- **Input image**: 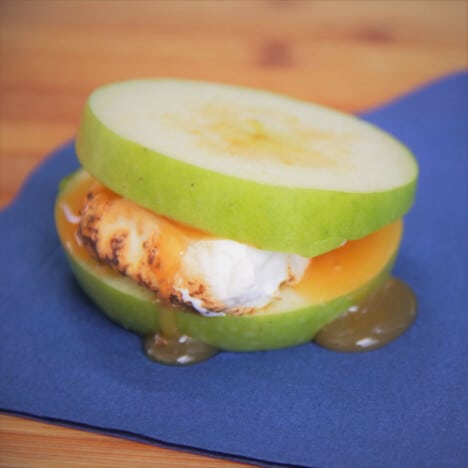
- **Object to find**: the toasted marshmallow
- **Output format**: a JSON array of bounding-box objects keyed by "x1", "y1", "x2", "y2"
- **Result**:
[
  {"x1": 174, "y1": 240, "x2": 309, "y2": 315},
  {"x1": 78, "y1": 182, "x2": 309, "y2": 315}
]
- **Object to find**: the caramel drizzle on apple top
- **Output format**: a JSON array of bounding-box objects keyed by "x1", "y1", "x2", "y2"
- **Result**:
[
  {"x1": 165, "y1": 102, "x2": 356, "y2": 169},
  {"x1": 56, "y1": 173, "x2": 417, "y2": 364}
]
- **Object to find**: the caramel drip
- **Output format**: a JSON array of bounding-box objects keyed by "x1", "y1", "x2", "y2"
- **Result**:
[{"x1": 314, "y1": 277, "x2": 417, "y2": 352}]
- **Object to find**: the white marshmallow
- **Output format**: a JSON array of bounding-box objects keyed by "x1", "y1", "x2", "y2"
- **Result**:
[{"x1": 174, "y1": 239, "x2": 309, "y2": 315}]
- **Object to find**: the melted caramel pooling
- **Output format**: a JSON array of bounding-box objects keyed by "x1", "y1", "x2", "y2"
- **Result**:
[{"x1": 314, "y1": 277, "x2": 417, "y2": 352}]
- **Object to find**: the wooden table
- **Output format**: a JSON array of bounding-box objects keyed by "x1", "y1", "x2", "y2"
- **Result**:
[{"x1": 1, "y1": 1, "x2": 466, "y2": 466}]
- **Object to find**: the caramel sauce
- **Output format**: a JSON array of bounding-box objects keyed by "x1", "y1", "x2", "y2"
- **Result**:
[
  {"x1": 143, "y1": 308, "x2": 218, "y2": 365},
  {"x1": 293, "y1": 221, "x2": 402, "y2": 302},
  {"x1": 145, "y1": 214, "x2": 210, "y2": 299},
  {"x1": 314, "y1": 277, "x2": 417, "y2": 352},
  {"x1": 56, "y1": 172, "x2": 97, "y2": 262}
]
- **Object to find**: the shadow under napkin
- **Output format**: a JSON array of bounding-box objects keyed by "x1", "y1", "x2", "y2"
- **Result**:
[{"x1": 1, "y1": 71, "x2": 467, "y2": 468}]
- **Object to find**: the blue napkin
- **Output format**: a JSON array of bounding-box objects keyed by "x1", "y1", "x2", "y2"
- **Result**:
[{"x1": 1, "y1": 72, "x2": 467, "y2": 468}]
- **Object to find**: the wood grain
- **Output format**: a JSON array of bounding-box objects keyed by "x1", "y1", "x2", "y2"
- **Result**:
[
  {"x1": 0, "y1": 414, "x2": 248, "y2": 467},
  {"x1": 1, "y1": 1, "x2": 467, "y2": 466}
]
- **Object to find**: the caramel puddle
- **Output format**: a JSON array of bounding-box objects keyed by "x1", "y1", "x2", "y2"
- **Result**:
[
  {"x1": 143, "y1": 307, "x2": 218, "y2": 365},
  {"x1": 314, "y1": 277, "x2": 417, "y2": 352}
]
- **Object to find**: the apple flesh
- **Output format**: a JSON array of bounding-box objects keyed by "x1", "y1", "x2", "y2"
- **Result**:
[{"x1": 76, "y1": 79, "x2": 417, "y2": 257}]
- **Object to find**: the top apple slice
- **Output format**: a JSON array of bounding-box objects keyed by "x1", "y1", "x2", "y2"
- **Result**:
[{"x1": 76, "y1": 79, "x2": 417, "y2": 257}]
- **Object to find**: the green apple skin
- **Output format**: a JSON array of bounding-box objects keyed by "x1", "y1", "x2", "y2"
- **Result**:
[
  {"x1": 76, "y1": 104, "x2": 417, "y2": 258},
  {"x1": 65, "y1": 248, "x2": 393, "y2": 351}
]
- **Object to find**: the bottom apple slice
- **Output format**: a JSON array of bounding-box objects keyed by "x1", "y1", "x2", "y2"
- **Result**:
[
  {"x1": 66, "y1": 253, "x2": 393, "y2": 351},
  {"x1": 55, "y1": 170, "x2": 401, "y2": 351}
]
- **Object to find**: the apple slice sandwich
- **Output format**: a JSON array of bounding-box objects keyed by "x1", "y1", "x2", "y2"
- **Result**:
[{"x1": 55, "y1": 79, "x2": 417, "y2": 353}]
